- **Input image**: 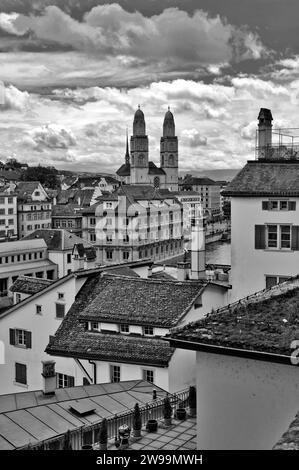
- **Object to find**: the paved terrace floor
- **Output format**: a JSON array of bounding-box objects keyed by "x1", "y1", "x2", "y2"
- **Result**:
[{"x1": 103, "y1": 416, "x2": 197, "y2": 451}]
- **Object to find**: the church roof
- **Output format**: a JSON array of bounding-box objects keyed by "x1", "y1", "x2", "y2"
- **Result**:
[
  {"x1": 134, "y1": 107, "x2": 145, "y2": 120},
  {"x1": 116, "y1": 163, "x2": 130, "y2": 177},
  {"x1": 148, "y1": 162, "x2": 166, "y2": 175},
  {"x1": 116, "y1": 162, "x2": 165, "y2": 177}
]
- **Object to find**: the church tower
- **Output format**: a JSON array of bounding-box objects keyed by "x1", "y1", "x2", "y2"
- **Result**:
[
  {"x1": 130, "y1": 106, "x2": 149, "y2": 184},
  {"x1": 160, "y1": 108, "x2": 178, "y2": 191}
]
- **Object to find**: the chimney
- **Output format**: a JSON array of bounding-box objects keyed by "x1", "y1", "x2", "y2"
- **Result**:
[
  {"x1": 42, "y1": 361, "x2": 56, "y2": 395},
  {"x1": 258, "y1": 108, "x2": 273, "y2": 159},
  {"x1": 177, "y1": 261, "x2": 190, "y2": 281},
  {"x1": 190, "y1": 206, "x2": 206, "y2": 280}
]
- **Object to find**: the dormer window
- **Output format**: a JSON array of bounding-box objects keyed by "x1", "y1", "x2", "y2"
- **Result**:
[
  {"x1": 119, "y1": 324, "x2": 129, "y2": 334},
  {"x1": 91, "y1": 322, "x2": 99, "y2": 330},
  {"x1": 143, "y1": 326, "x2": 154, "y2": 336}
]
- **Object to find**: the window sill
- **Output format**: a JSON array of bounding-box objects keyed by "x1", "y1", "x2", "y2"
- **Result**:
[{"x1": 13, "y1": 381, "x2": 28, "y2": 389}]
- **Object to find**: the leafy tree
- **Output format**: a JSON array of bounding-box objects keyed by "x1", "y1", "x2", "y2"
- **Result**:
[{"x1": 22, "y1": 165, "x2": 60, "y2": 189}]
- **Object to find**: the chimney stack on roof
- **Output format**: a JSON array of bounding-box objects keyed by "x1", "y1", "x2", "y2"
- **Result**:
[
  {"x1": 257, "y1": 108, "x2": 273, "y2": 159},
  {"x1": 42, "y1": 360, "x2": 56, "y2": 395}
]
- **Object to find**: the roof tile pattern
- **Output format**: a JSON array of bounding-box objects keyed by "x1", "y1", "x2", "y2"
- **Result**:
[
  {"x1": 10, "y1": 276, "x2": 53, "y2": 294},
  {"x1": 170, "y1": 276, "x2": 299, "y2": 356},
  {"x1": 223, "y1": 161, "x2": 299, "y2": 196}
]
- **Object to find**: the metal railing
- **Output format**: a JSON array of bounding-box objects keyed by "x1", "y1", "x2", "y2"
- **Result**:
[
  {"x1": 104, "y1": 389, "x2": 189, "y2": 441},
  {"x1": 21, "y1": 388, "x2": 190, "y2": 450}
]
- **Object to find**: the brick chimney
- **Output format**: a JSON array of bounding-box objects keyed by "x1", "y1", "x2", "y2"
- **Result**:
[
  {"x1": 42, "y1": 360, "x2": 56, "y2": 395},
  {"x1": 258, "y1": 108, "x2": 273, "y2": 159}
]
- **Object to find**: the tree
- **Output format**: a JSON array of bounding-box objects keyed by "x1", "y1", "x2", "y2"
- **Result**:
[
  {"x1": 163, "y1": 395, "x2": 173, "y2": 420},
  {"x1": 22, "y1": 165, "x2": 60, "y2": 189},
  {"x1": 133, "y1": 403, "x2": 142, "y2": 431}
]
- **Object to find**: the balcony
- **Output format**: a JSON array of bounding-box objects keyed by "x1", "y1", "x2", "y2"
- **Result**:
[{"x1": 256, "y1": 128, "x2": 299, "y2": 160}]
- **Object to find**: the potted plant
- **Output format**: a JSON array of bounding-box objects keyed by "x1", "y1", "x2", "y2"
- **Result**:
[
  {"x1": 163, "y1": 395, "x2": 172, "y2": 427},
  {"x1": 146, "y1": 419, "x2": 158, "y2": 432},
  {"x1": 188, "y1": 386, "x2": 197, "y2": 417},
  {"x1": 99, "y1": 418, "x2": 108, "y2": 450},
  {"x1": 175, "y1": 400, "x2": 187, "y2": 420},
  {"x1": 133, "y1": 403, "x2": 142, "y2": 438}
]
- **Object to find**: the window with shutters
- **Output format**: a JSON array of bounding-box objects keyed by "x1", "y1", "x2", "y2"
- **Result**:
[
  {"x1": 10, "y1": 329, "x2": 32, "y2": 348},
  {"x1": 262, "y1": 224, "x2": 292, "y2": 250},
  {"x1": 57, "y1": 373, "x2": 75, "y2": 388},
  {"x1": 15, "y1": 363, "x2": 27, "y2": 385},
  {"x1": 56, "y1": 303, "x2": 65, "y2": 319}
]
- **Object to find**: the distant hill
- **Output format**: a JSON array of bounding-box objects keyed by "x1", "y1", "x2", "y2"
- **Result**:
[{"x1": 180, "y1": 169, "x2": 241, "y2": 182}]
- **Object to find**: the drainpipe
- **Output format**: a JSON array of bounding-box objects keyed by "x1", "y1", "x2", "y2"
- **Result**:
[{"x1": 88, "y1": 360, "x2": 97, "y2": 384}]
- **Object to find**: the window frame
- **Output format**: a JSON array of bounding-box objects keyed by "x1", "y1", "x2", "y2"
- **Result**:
[{"x1": 110, "y1": 365, "x2": 121, "y2": 383}]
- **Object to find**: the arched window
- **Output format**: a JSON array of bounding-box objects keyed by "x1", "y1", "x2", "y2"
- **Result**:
[
  {"x1": 154, "y1": 177, "x2": 160, "y2": 188},
  {"x1": 138, "y1": 154, "x2": 144, "y2": 166}
]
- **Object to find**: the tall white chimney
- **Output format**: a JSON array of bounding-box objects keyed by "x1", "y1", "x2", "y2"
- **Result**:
[
  {"x1": 190, "y1": 206, "x2": 206, "y2": 280},
  {"x1": 42, "y1": 361, "x2": 56, "y2": 395}
]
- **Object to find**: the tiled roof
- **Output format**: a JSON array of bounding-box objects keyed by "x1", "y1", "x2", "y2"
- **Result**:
[
  {"x1": 10, "y1": 276, "x2": 53, "y2": 294},
  {"x1": 0, "y1": 380, "x2": 167, "y2": 450},
  {"x1": 116, "y1": 163, "x2": 130, "y2": 177},
  {"x1": 273, "y1": 411, "x2": 299, "y2": 450},
  {"x1": 23, "y1": 229, "x2": 94, "y2": 252},
  {"x1": 51, "y1": 204, "x2": 82, "y2": 217},
  {"x1": 222, "y1": 161, "x2": 299, "y2": 196},
  {"x1": 16, "y1": 181, "x2": 40, "y2": 193},
  {"x1": 148, "y1": 162, "x2": 166, "y2": 175},
  {"x1": 102, "y1": 266, "x2": 140, "y2": 278},
  {"x1": 150, "y1": 271, "x2": 176, "y2": 281},
  {"x1": 76, "y1": 274, "x2": 203, "y2": 327},
  {"x1": 48, "y1": 331, "x2": 174, "y2": 366},
  {"x1": 181, "y1": 177, "x2": 217, "y2": 186},
  {"x1": 56, "y1": 189, "x2": 95, "y2": 206},
  {"x1": 168, "y1": 276, "x2": 299, "y2": 359},
  {"x1": 47, "y1": 274, "x2": 201, "y2": 366},
  {"x1": 46, "y1": 273, "x2": 177, "y2": 364}
]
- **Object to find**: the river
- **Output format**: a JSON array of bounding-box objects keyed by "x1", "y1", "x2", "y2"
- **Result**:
[{"x1": 206, "y1": 241, "x2": 231, "y2": 265}]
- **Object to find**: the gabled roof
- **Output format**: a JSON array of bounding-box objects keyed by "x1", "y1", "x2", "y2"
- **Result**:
[
  {"x1": 45, "y1": 273, "x2": 180, "y2": 363},
  {"x1": 116, "y1": 163, "x2": 130, "y2": 177},
  {"x1": 222, "y1": 161, "x2": 299, "y2": 197},
  {"x1": 56, "y1": 189, "x2": 95, "y2": 206},
  {"x1": 10, "y1": 276, "x2": 53, "y2": 295},
  {"x1": 76, "y1": 274, "x2": 204, "y2": 327},
  {"x1": 23, "y1": 229, "x2": 94, "y2": 252},
  {"x1": 167, "y1": 276, "x2": 299, "y2": 362}
]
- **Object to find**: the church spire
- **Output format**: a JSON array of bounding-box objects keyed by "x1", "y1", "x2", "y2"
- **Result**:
[{"x1": 125, "y1": 128, "x2": 130, "y2": 165}]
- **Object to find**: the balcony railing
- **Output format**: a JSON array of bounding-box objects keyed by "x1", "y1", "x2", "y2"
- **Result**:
[{"x1": 22, "y1": 388, "x2": 190, "y2": 450}]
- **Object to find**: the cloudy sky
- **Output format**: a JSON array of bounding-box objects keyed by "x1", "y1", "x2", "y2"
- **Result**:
[{"x1": 1, "y1": 0, "x2": 299, "y2": 173}]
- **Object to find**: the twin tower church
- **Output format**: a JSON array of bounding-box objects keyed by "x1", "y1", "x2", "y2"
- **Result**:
[{"x1": 116, "y1": 107, "x2": 179, "y2": 191}]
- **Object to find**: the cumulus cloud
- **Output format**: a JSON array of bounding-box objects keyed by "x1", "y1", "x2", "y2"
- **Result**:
[
  {"x1": 6, "y1": 5, "x2": 267, "y2": 68},
  {"x1": 25, "y1": 124, "x2": 77, "y2": 150},
  {"x1": 0, "y1": 84, "x2": 30, "y2": 111},
  {"x1": 181, "y1": 129, "x2": 208, "y2": 147}
]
